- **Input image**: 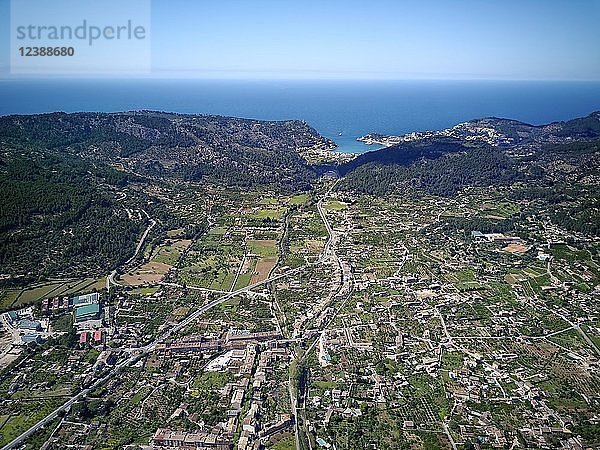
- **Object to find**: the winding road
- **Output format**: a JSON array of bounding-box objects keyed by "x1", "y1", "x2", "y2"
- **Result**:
[{"x1": 3, "y1": 183, "x2": 343, "y2": 450}]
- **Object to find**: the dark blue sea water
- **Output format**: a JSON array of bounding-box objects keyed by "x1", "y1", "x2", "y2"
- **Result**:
[{"x1": 1, "y1": 79, "x2": 600, "y2": 153}]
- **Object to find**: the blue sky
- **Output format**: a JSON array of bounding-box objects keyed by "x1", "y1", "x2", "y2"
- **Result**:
[{"x1": 1, "y1": 0, "x2": 600, "y2": 80}]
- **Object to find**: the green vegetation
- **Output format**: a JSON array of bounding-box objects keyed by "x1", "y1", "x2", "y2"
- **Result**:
[
  {"x1": 192, "y1": 371, "x2": 231, "y2": 391},
  {"x1": 1, "y1": 111, "x2": 600, "y2": 450},
  {"x1": 0, "y1": 399, "x2": 65, "y2": 447},
  {"x1": 289, "y1": 194, "x2": 310, "y2": 205},
  {"x1": 323, "y1": 200, "x2": 346, "y2": 211},
  {"x1": 0, "y1": 153, "x2": 145, "y2": 284},
  {"x1": 268, "y1": 434, "x2": 295, "y2": 450}
]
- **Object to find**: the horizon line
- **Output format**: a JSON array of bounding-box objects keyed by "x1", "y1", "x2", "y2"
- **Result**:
[{"x1": 1, "y1": 74, "x2": 600, "y2": 82}]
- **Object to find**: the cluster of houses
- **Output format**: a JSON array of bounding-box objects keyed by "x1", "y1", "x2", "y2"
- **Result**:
[
  {"x1": 151, "y1": 428, "x2": 232, "y2": 449},
  {"x1": 151, "y1": 323, "x2": 295, "y2": 450},
  {"x1": 155, "y1": 329, "x2": 282, "y2": 355}
]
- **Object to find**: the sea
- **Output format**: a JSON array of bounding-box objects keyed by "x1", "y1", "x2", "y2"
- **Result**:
[{"x1": 1, "y1": 79, "x2": 600, "y2": 153}]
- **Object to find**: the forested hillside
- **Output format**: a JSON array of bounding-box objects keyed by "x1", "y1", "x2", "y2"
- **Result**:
[
  {"x1": 337, "y1": 113, "x2": 600, "y2": 197},
  {"x1": 0, "y1": 111, "x2": 334, "y2": 190},
  {"x1": 337, "y1": 146, "x2": 522, "y2": 196},
  {"x1": 0, "y1": 110, "x2": 336, "y2": 283},
  {"x1": 0, "y1": 151, "x2": 145, "y2": 282}
]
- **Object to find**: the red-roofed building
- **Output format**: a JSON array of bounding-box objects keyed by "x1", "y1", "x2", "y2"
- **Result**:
[
  {"x1": 93, "y1": 330, "x2": 102, "y2": 342},
  {"x1": 79, "y1": 332, "x2": 87, "y2": 344}
]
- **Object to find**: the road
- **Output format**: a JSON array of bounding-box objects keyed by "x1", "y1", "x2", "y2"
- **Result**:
[
  {"x1": 290, "y1": 179, "x2": 351, "y2": 450},
  {"x1": 125, "y1": 216, "x2": 156, "y2": 266},
  {"x1": 230, "y1": 238, "x2": 248, "y2": 293},
  {"x1": 4, "y1": 182, "x2": 340, "y2": 450},
  {"x1": 1, "y1": 263, "x2": 307, "y2": 450},
  {"x1": 316, "y1": 181, "x2": 339, "y2": 261},
  {"x1": 443, "y1": 422, "x2": 458, "y2": 450},
  {"x1": 538, "y1": 303, "x2": 600, "y2": 356},
  {"x1": 106, "y1": 211, "x2": 156, "y2": 293}
]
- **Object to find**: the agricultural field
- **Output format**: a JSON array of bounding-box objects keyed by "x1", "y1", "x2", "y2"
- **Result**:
[{"x1": 0, "y1": 278, "x2": 105, "y2": 313}]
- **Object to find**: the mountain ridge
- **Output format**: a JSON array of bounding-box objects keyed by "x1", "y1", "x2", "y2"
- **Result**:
[
  {"x1": 0, "y1": 110, "x2": 335, "y2": 189},
  {"x1": 339, "y1": 111, "x2": 600, "y2": 196}
]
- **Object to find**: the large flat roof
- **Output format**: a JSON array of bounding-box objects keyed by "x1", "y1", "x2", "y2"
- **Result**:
[
  {"x1": 72, "y1": 292, "x2": 100, "y2": 306},
  {"x1": 74, "y1": 303, "x2": 100, "y2": 318}
]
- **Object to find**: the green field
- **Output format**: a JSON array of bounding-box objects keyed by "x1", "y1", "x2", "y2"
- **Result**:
[
  {"x1": 323, "y1": 200, "x2": 346, "y2": 211},
  {"x1": 0, "y1": 290, "x2": 21, "y2": 312},
  {"x1": 247, "y1": 208, "x2": 286, "y2": 220},
  {"x1": 479, "y1": 200, "x2": 520, "y2": 218},
  {"x1": 260, "y1": 197, "x2": 280, "y2": 205},
  {"x1": 233, "y1": 273, "x2": 253, "y2": 290},
  {"x1": 289, "y1": 194, "x2": 310, "y2": 205},
  {"x1": 151, "y1": 242, "x2": 189, "y2": 265},
  {"x1": 0, "y1": 277, "x2": 106, "y2": 313},
  {"x1": 130, "y1": 286, "x2": 160, "y2": 296},
  {"x1": 248, "y1": 239, "x2": 278, "y2": 257}
]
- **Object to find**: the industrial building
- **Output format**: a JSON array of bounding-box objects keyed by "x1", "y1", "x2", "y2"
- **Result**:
[
  {"x1": 17, "y1": 319, "x2": 42, "y2": 331},
  {"x1": 74, "y1": 303, "x2": 101, "y2": 322},
  {"x1": 71, "y1": 292, "x2": 100, "y2": 307},
  {"x1": 20, "y1": 334, "x2": 43, "y2": 345}
]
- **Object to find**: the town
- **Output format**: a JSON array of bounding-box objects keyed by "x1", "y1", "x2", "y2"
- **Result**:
[{"x1": 1, "y1": 173, "x2": 598, "y2": 449}]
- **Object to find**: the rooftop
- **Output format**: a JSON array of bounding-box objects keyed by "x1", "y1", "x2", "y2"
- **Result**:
[{"x1": 74, "y1": 303, "x2": 100, "y2": 319}]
